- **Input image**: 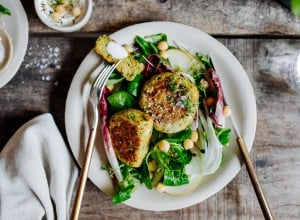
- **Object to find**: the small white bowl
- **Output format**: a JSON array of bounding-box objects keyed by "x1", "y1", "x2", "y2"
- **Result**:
[
  {"x1": 0, "y1": 27, "x2": 13, "y2": 74},
  {"x1": 34, "y1": 0, "x2": 93, "y2": 32}
]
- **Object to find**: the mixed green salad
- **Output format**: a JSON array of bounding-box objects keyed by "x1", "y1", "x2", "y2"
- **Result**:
[{"x1": 99, "y1": 33, "x2": 231, "y2": 204}]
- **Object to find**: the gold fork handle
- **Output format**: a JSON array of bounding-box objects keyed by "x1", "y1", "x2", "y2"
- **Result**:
[
  {"x1": 237, "y1": 137, "x2": 274, "y2": 220},
  {"x1": 71, "y1": 127, "x2": 97, "y2": 220}
]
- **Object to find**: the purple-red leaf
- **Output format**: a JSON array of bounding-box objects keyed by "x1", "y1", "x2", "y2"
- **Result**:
[
  {"x1": 99, "y1": 87, "x2": 123, "y2": 182},
  {"x1": 209, "y1": 68, "x2": 225, "y2": 128},
  {"x1": 143, "y1": 54, "x2": 173, "y2": 78}
]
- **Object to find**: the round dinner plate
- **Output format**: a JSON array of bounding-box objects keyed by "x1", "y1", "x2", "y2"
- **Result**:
[
  {"x1": 65, "y1": 21, "x2": 257, "y2": 211},
  {"x1": 0, "y1": 0, "x2": 29, "y2": 88}
]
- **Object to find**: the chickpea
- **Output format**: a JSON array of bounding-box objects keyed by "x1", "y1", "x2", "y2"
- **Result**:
[
  {"x1": 148, "y1": 160, "x2": 157, "y2": 171},
  {"x1": 72, "y1": 6, "x2": 81, "y2": 17},
  {"x1": 156, "y1": 182, "x2": 165, "y2": 193},
  {"x1": 55, "y1": 5, "x2": 65, "y2": 13},
  {"x1": 158, "y1": 140, "x2": 170, "y2": 152},
  {"x1": 190, "y1": 130, "x2": 198, "y2": 142},
  {"x1": 183, "y1": 139, "x2": 194, "y2": 150},
  {"x1": 157, "y1": 41, "x2": 168, "y2": 51},
  {"x1": 159, "y1": 50, "x2": 168, "y2": 59},
  {"x1": 51, "y1": 12, "x2": 61, "y2": 22},
  {"x1": 223, "y1": 105, "x2": 232, "y2": 117},
  {"x1": 200, "y1": 79, "x2": 209, "y2": 89}
]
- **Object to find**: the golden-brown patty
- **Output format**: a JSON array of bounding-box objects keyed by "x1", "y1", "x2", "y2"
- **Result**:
[
  {"x1": 108, "y1": 109, "x2": 153, "y2": 167},
  {"x1": 139, "y1": 72, "x2": 199, "y2": 133}
]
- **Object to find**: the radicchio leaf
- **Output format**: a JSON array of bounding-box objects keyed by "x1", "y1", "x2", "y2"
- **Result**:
[
  {"x1": 99, "y1": 87, "x2": 123, "y2": 182},
  {"x1": 143, "y1": 54, "x2": 173, "y2": 78},
  {"x1": 208, "y1": 68, "x2": 225, "y2": 128}
]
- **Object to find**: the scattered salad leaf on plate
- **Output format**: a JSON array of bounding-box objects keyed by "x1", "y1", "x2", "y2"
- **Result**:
[{"x1": 0, "y1": 4, "x2": 11, "y2": 16}]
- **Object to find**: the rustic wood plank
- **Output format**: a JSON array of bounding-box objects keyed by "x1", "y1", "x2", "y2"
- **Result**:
[
  {"x1": 0, "y1": 37, "x2": 95, "y2": 147},
  {"x1": 23, "y1": 0, "x2": 300, "y2": 36}
]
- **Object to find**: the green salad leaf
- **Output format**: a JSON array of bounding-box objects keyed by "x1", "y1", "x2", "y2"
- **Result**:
[
  {"x1": 291, "y1": 0, "x2": 300, "y2": 16},
  {"x1": 127, "y1": 74, "x2": 144, "y2": 97},
  {"x1": 112, "y1": 164, "x2": 137, "y2": 204},
  {"x1": 163, "y1": 162, "x2": 189, "y2": 186},
  {"x1": 135, "y1": 35, "x2": 155, "y2": 57},
  {"x1": 107, "y1": 91, "x2": 135, "y2": 110},
  {"x1": 215, "y1": 127, "x2": 231, "y2": 146},
  {"x1": 164, "y1": 128, "x2": 192, "y2": 142},
  {"x1": 196, "y1": 53, "x2": 213, "y2": 69},
  {"x1": 0, "y1": 4, "x2": 11, "y2": 16},
  {"x1": 135, "y1": 34, "x2": 167, "y2": 57},
  {"x1": 112, "y1": 161, "x2": 152, "y2": 204},
  {"x1": 145, "y1": 33, "x2": 167, "y2": 44},
  {"x1": 146, "y1": 137, "x2": 192, "y2": 187},
  {"x1": 106, "y1": 72, "x2": 124, "y2": 85}
]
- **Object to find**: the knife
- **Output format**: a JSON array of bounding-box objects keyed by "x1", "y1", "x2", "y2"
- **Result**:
[{"x1": 210, "y1": 54, "x2": 274, "y2": 220}]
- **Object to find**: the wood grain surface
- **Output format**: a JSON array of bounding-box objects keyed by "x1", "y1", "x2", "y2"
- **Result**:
[
  {"x1": 1, "y1": 0, "x2": 300, "y2": 219},
  {"x1": 24, "y1": 0, "x2": 300, "y2": 36}
]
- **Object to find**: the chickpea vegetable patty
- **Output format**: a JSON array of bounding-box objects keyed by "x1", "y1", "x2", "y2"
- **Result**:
[
  {"x1": 139, "y1": 72, "x2": 200, "y2": 133},
  {"x1": 108, "y1": 109, "x2": 153, "y2": 167}
]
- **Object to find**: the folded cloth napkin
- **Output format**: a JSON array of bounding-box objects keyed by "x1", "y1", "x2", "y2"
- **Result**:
[{"x1": 0, "y1": 113, "x2": 78, "y2": 220}]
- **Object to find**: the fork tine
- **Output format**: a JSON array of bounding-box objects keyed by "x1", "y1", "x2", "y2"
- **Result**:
[
  {"x1": 92, "y1": 64, "x2": 112, "y2": 88},
  {"x1": 92, "y1": 63, "x2": 117, "y2": 89},
  {"x1": 97, "y1": 64, "x2": 116, "y2": 87},
  {"x1": 92, "y1": 61, "x2": 121, "y2": 101}
]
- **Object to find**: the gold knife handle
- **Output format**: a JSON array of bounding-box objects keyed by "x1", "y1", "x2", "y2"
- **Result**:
[{"x1": 237, "y1": 137, "x2": 274, "y2": 220}]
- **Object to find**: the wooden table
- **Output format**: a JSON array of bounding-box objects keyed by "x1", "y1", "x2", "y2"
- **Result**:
[{"x1": 1, "y1": 0, "x2": 300, "y2": 219}]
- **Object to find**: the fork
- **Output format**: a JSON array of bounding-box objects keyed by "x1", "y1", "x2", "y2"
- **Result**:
[{"x1": 71, "y1": 62, "x2": 118, "y2": 220}]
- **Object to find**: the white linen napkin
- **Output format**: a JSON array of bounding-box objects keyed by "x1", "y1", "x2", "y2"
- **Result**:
[{"x1": 0, "y1": 113, "x2": 78, "y2": 220}]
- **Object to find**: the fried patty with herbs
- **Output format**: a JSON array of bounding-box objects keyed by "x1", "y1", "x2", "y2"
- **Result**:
[
  {"x1": 139, "y1": 72, "x2": 199, "y2": 133},
  {"x1": 108, "y1": 109, "x2": 153, "y2": 167}
]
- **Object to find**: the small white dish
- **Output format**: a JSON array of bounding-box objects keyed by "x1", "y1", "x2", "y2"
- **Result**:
[
  {"x1": 34, "y1": 0, "x2": 93, "y2": 32},
  {"x1": 0, "y1": 27, "x2": 13, "y2": 74}
]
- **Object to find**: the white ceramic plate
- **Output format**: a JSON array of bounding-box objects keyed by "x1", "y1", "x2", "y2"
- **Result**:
[
  {"x1": 65, "y1": 21, "x2": 257, "y2": 211},
  {"x1": 0, "y1": 0, "x2": 28, "y2": 88}
]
